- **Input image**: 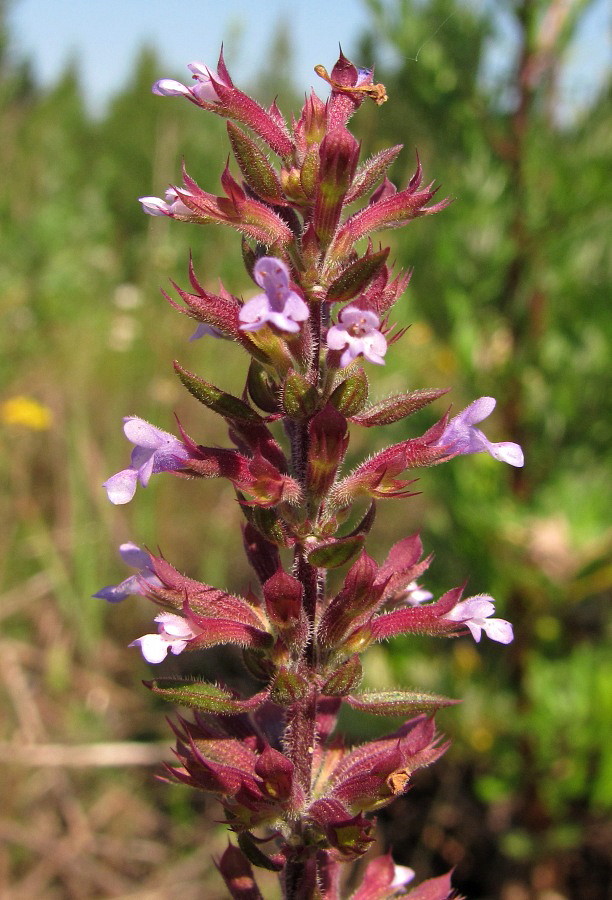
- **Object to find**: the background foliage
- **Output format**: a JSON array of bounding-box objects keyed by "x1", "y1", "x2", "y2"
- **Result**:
[{"x1": 1, "y1": 1, "x2": 610, "y2": 896}]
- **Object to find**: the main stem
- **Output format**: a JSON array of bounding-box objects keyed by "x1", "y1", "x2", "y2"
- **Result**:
[{"x1": 283, "y1": 302, "x2": 326, "y2": 899}]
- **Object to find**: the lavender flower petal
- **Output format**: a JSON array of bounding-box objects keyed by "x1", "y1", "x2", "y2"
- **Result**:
[
  {"x1": 436, "y1": 396, "x2": 524, "y2": 467},
  {"x1": 129, "y1": 613, "x2": 201, "y2": 664},
  {"x1": 327, "y1": 306, "x2": 387, "y2": 368},
  {"x1": 152, "y1": 78, "x2": 191, "y2": 97},
  {"x1": 239, "y1": 256, "x2": 309, "y2": 333},
  {"x1": 104, "y1": 418, "x2": 190, "y2": 504},
  {"x1": 445, "y1": 595, "x2": 514, "y2": 644},
  {"x1": 103, "y1": 468, "x2": 138, "y2": 505},
  {"x1": 94, "y1": 543, "x2": 162, "y2": 603}
]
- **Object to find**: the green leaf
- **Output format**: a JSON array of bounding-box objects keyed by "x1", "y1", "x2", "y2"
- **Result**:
[
  {"x1": 238, "y1": 494, "x2": 290, "y2": 546},
  {"x1": 282, "y1": 369, "x2": 319, "y2": 418},
  {"x1": 145, "y1": 679, "x2": 268, "y2": 713},
  {"x1": 175, "y1": 361, "x2": 262, "y2": 423},
  {"x1": 345, "y1": 690, "x2": 458, "y2": 716},
  {"x1": 247, "y1": 360, "x2": 280, "y2": 413},
  {"x1": 227, "y1": 121, "x2": 284, "y2": 205},
  {"x1": 352, "y1": 388, "x2": 449, "y2": 426},
  {"x1": 329, "y1": 366, "x2": 369, "y2": 416},
  {"x1": 344, "y1": 501, "x2": 376, "y2": 539},
  {"x1": 321, "y1": 655, "x2": 363, "y2": 696},
  {"x1": 299, "y1": 145, "x2": 320, "y2": 198},
  {"x1": 238, "y1": 832, "x2": 284, "y2": 872},
  {"x1": 307, "y1": 535, "x2": 365, "y2": 569},
  {"x1": 326, "y1": 247, "x2": 390, "y2": 304},
  {"x1": 270, "y1": 667, "x2": 310, "y2": 704}
]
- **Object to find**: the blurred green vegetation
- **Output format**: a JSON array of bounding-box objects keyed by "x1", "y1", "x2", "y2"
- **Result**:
[{"x1": 1, "y1": 1, "x2": 610, "y2": 896}]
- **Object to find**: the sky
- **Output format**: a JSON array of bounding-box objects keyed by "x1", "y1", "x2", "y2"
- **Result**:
[
  {"x1": 6, "y1": 0, "x2": 610, "y2": 117},
  {"x1": 7, "y1": 0, "x2": 373, "y2": 111}
]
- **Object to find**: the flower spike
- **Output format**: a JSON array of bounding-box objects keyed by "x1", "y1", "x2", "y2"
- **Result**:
[{"x1": 100, "y1": 45, "x2": 522, "y2": 899}]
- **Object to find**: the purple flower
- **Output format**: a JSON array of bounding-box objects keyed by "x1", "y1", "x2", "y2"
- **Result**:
[
  {"x1": 402, "y1": 580, "x2": 434, "y2": 606},
  {"x1": 129, "y1": 612, "x2": 202, "y2": 664},
  {"x1": 152, "y1": 61, "x2": 229, "y2": 103},
  {"x1": 103, "y1": 417, "x2": 191, "y2": 505},
  {"x1": 189, "y1": 323, "x2": 225, "y2": 341},
  {"x1": 445, "y1": 595, "x2": 514, "y2": 644},
  {"x1": 436, "y1": 396, "x2": 524, "y2": 467},
  {"x1": 356, "y1": 67, "x2": 373, "y2": 83},
  {"x1": 93, "y1": 542, "x2": 162, "y2": 603},
  {"x1": 390, "y1": 865, "x2": 415, "y2": 889},
  {"x1": 326, "y1": 306, "x2": 387, "y2": 368},
  {"x1": 239, "y1": 257, "x2": 309, "y2": 334},
  {"x1": 139, "y1": 187, "x2": 193, "y2": 219}
]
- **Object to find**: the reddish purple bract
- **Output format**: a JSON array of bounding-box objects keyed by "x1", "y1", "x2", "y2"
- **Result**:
[{"x1": 97, "y1": 46, "x2": 522, "y2": 899}]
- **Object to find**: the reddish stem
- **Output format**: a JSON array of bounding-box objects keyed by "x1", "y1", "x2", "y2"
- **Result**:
[{"x1": 281, "y1": 298, "x2": 327, "y2": 897}]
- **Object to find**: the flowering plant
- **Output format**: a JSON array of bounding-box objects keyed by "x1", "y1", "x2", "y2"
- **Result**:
[{"x1": 99, "y1": 49, "x2": 522, "y2": 899}]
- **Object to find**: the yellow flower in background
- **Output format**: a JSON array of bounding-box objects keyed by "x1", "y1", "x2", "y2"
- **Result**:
[{"x1": 1, "y1": 395, "x2": 53, "y2": 430}]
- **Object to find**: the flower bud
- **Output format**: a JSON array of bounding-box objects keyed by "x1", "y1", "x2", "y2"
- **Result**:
[
  {"x1": 321, "y1": 655, "x2": 363, "y2": 696},
  {"x1": 263, "y1": 569, "x2": 303, "y2": 628},
  {"x1": 306, "y1": 405, "x2": 349, "y2": 502},
  {"x1": 281, "y1": 370, "x2": 319, "y2": 418},
  {"x1": 227, "y1": 121, "x2": 284, "y2": 205},
  {"x1": 313, "y1": 127, "x2": 360, "y2": 248},
  {"x1": 270, "y1": 667, "x2": 310, "y2": 705},
  {"x1": 328, "y1": 365, "x2": 369, "y2": 416}
]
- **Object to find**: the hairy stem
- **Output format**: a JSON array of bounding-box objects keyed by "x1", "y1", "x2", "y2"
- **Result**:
[
  {"x1": 282, "y1": 300, "x2": 328, "y2": 898},
  {"x1": 283, "y1": 855, "x2": 318, "y2": 900},
  {"x1": 284, "y1": 690, "x2": 318, "y2": 794}
]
